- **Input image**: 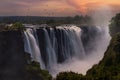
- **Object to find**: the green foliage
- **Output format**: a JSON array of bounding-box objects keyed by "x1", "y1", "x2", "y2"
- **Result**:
[
  {"x1": 5, "y1": 22, "x2": 25, "y2": 31},
  {"x1": 86, "y1": 33, "x2": 120, "y2": 80},
  {"x1": 109, "y1": 13, "x2": 120, "y2": 37},
  {"x1": 56, "y1": 71, "x2": 85, "y2": 80},
  {"x1": 26, "y1": 61, "x2": 52, "y2": 80},
  {"x1": 25, "y1": 53, "x2": 52, "y2": 80},
  {"x1": 0, "y1": 15, "x2": 93, "y2": 26}
]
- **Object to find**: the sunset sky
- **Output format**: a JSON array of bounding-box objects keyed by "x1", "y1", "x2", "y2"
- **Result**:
[{"x1": 0, "y1": 0, "x2": 120, "y2": 16}]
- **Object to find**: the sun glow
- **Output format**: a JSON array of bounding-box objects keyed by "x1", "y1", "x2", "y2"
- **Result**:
[
  {"x1": 0, "y1": 0, "x2": 120, "y2": 16},
  {"x1": 67, "y1": 0, "x2": 120, "y2": 14}
]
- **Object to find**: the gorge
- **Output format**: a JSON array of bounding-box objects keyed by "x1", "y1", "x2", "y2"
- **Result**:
[
  {"x1": 23, "y1": 25, "x2": 111, "y2": 76},
  {"x1": 0, "y1": 22, "x2": 113, "y2": 80}
]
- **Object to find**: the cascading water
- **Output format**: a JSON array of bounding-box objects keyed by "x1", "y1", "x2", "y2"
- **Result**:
[
  {"x1": 23, "y1": 25, "x2": 110, "y2": 76},
  {"x1": 43, "y1": 28, "x2": 57, "y2": 70},
  {"x1": 23, "y1": 28, "x2": 45, "y2": 69}
]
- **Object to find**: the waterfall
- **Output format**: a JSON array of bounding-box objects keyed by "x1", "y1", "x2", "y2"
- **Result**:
[
  {"x1": 23, "y1": 28, "x2": 45, "y2": 69},
  {"x1": 23, "y1": 25, "x2": 110, "y2": 76},
  {"x1": 43, "y1": 28, "x2": 57, "y2": 70}
]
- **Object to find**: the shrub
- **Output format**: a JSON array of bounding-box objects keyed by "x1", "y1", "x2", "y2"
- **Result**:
[
  {"x1": 56, "y1": 71, "x2": 84, "y2": 80},
  {"x1": 109, "y1": 13, "x2": 120, "y2": 37},
  {"x1": 5, "y1": 22, "x2": 25, "y2": 31}
]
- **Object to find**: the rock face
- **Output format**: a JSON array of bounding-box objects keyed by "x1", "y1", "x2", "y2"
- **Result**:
[
  {"x1": 56, "y1": 33, "x2": 120, "y2": 80},
  {"x1": 0, "y1": 31, "x2": 26, "y2": 80},
  {"x1": 86, "y1": 33, "x2": 120, "y2": 80},
  {"x1": 0, "y1": 30, "x2": 52, "y2": 80}
]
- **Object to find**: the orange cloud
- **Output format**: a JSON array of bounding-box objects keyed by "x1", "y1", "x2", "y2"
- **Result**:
[
  {"x1": 0, "y1": 0, "x2": 119, "y2": 16},
  {"x1": 67, "y1": 0, "x2": 120, "y2": 14},
  {"x1": 24, "y1": 1, "x2": 78, "y2": 16}
]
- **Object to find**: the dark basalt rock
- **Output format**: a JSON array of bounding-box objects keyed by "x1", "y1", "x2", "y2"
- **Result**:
[
  {"x1": 36, "y1": 29, "x2": 48, "y2": 68},
  {"x1": 0, "y1": 31, "x2": 26, "y2": 80}
]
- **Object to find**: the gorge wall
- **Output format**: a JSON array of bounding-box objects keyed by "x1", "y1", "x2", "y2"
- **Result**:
[
  {"x1": 0, "y1": 25, "x2": 110, "y2": 79},
  {"x1": 0, "y1": 31, "x2": 26, "y2": 80}
]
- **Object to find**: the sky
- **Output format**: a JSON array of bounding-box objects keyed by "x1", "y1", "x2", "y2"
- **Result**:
[{"x1": 0, "y1": 0, "x2": 120, "y2": 16}]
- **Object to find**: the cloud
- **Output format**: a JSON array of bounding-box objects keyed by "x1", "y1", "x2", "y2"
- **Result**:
[
  {"x1": 0, "y1": 0, "x2": 119, "y2": 16},
  {"x1": 0, "y1": 0, "x2": 70, "y2": 16},
  {"x1": 66, "y1": 0, "x2": 120, "y2": 14}
]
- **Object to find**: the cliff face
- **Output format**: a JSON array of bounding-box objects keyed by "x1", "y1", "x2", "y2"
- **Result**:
[
  {"x1": 0, "y1": 31, "x2": 26, "y2": 80},
  {"x1": 100, "y1": 33, "x2": 120, "y2": 66},
  {"x1": 86, "y1": 33, "x2": 120, "y2": 80},
  {"x1": 56, "y1": 33, "x2": 120, "y2": 80}
]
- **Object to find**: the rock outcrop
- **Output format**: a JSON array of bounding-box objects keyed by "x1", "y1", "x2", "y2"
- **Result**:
[{"x1": 0, "y1": 31, "x2": 26, "y2": 80}]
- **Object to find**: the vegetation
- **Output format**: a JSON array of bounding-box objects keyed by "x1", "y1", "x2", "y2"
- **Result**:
[
  {"x1": 0, "y1": 15, "x2": 93, "y2": 26},
  {"x1": 26, "y1": 61, "x2": 52, "y2": 80},
  {"x1": 5, "y1": 22, "x2": 25, "y2": 31},
  {"x1": 25, "y1": 54, "x2": 52, "y2": 80},
  {"x1": 86, "y1": 32, "x2": 120, "y2": 80},
  {"x1": 109, "y1": 13, "x2": 120, "y2": 37},
  {"x1": 56, "y1": 71, "x2": 85, "y2": 80}
]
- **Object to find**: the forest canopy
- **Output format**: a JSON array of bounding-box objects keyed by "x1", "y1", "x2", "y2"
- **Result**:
[{"x1": 109, "y1": 13, "x2": 120, "y2": 37}]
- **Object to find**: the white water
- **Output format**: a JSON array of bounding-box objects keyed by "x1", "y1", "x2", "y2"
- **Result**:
[
  {"x1": 23, "y1": 25, "x2": 111, "y2": 77},
  {"x1": 24, "y1": 28, "x2": 45, "y2": 69},
  {"x1": 51, "y1": 26, "x2": 111, "y2": 77},
  {"x1": 43, "y1": 28, "x2": 57, "y2": 70}
]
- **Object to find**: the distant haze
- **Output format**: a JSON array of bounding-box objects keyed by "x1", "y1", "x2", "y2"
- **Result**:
[{"x1": 0, "y1": 0, "x2": 120, "y2": 16}]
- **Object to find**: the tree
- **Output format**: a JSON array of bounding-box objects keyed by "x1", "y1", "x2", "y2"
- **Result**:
[
  {"x1": 5, "y1": 22, "x2": 25, "y2": 31},
  {"x1": 56, "y1": 71, "x2": 84, "y2": 80},
  {"x1": 109, "y1": 13, "x2": 120, "y2": 37}
]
